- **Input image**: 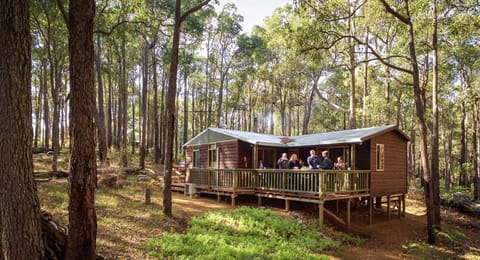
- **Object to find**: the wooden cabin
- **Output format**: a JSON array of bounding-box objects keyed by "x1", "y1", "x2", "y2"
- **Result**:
[{"x1": 179, "y1": 125, "x2": 410, "y2": 228}]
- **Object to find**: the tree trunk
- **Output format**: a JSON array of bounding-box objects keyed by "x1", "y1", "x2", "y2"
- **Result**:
[
  {"x1": 460, "y1": 100, "x2": 467, "y2": 186},
  {"x1": 66, "y1": 0, "x2": 98, "y2": 258},
  {"x1": 140, "y1": 43, "x2": 149, "y2": 169},
  {"x1": 131, "y1": 86, "x2": 136, "y2": 155},
  {"x1": 473, "y1": 102, "x2": 480, "y2": 200},
  {"x1": 164, "y1": 0, "x2": 211, "y2": 217},
  {"x1": 34, "y1": 85, "x2": 42, "y2": 148},
  {"x1": 42, "y1": 62, "x2": 50, "y2": 148},
  {"x1": 431, "y1": 0, "x2": 441, "y2": 225},
  {"x1": 163, "y1": 0, "x2": 182, "y2": 217},
  {"x1": 0, "y1": 1, "x2": 45, "y2": 258},
  {"x1": 95, "y1": 34, "x2": 108, "y2": 165},
  {"x1": 160, "y1": 71, "x2": 166, "y2": 165},
  {"x1": 121, "y1": 39, "x2": 128, "y2": 167},
  {"x1": 50, "y1": 60, "x2": 61, "y2": 173},
  {"x1": 107, "y1": 63, "x2": 113, "y2": 148},
  {"x1": 153, "y1": 50, "x2": 161, "y2": 164},
  {"x1": 381, "y1": 0, "x2": 436, "y2": 244}
]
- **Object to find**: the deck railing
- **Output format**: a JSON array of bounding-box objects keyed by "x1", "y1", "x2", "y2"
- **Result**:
[{"x1": 188, "y1": 169, "x2": 370, "y2": 196}]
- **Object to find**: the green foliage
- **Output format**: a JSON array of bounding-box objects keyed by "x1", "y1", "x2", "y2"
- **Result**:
[
  {"x1": 145, "y1": 206, "x2": 358, "y2": 259},
  {"x1": 404, "y1": 228, "x2": 470, "y2": 259}
]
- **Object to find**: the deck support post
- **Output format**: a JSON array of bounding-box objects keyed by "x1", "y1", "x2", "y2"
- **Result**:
[
  {"x1": 217, "y1": 193, "x2": 221, "y2": 202},
  {"x1": 257, "y1": 195, "x2": 262, "y2": 206},
  {"x1": 285, "y1": 199, "x2": 290, "y2": 211},
  {"x1": 402, "y1": 194, "x2": 406, "y2": 217},
  {"x1": 347, "y1": 199, "x2": 351, "y2": 228},
  {"x1": 319, "y1": 200, "x2": 325, "y2": 229},
  {"x1": 231, "y1": 195, "x2": 236, "y2": 207},
  {"x1": 387, "y1": 195, "x2": 391, "y2": 220},
  {"x1": 368, "y1": 196, "x2": 373, "y2": 225}
]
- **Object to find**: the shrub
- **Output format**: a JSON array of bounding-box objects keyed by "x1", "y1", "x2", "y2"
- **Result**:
[{"x1": 145, "y1": 206, "x2": 354, "y2": 259}]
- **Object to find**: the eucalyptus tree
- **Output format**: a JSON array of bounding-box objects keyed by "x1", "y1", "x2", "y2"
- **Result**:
[
  {"x1": 294, "y1": 0, "x2": 369, "y2": 129},
  {"x1": 260, "y1": 5, "x2": 305, "y2": 136},
  {"x1": 135, "y1": 0, "x2": 169, "y2": 169},
  {"x1": 0, "y1": 0, "x2": 45, "y2": 257},
  {"x1": 229, "y1": 32, "x2": 269, "y2": 131},
  {"x1": 55, "y1": 0, "x2": 97, "y2": 257},
  {"x1": 164, "y1": 0, "x2": 213, "y2": 217},
  {"x1": 444, "y1": 2, "x2": 480, "y2": 196},
  {"x1": 207, "y1": 3, "x2": 243, "y2": 127}
]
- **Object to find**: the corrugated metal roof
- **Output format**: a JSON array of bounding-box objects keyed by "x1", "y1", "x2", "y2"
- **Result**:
[{"x1": 184, "y1": 125, "x2": 409, "y2": 147}]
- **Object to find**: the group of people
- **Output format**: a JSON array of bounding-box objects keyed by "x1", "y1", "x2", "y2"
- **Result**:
[{"x1": 272, "y1": 150, "x2": 346, "y2": 170}]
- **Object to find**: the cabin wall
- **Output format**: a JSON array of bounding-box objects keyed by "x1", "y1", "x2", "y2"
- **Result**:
[
  {"x1": 217, "y1": 141, "x2": 239, "y2": 168},
  {"x1": 369, "y1": 131, "x2": 408, "y2": 196}
]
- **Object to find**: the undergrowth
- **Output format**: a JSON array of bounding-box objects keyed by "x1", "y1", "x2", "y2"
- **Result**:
[{"x1": 145, "y1": 206, "x2": 362, "y2": 259}]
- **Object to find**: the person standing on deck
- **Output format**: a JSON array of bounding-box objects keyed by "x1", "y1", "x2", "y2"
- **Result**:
[
  {"x1": 319, "y1": 150, "x2": 333, "y2": 169},
  {"x1": 307, "y1": 149, "x2": 320, "y2": 169},
  {"x1": 277, "y1": 153, "x2": 289, "y2": 169}
]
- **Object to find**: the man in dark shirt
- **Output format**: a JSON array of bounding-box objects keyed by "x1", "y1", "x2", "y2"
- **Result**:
[{"x1": 319, "y1": 150, "x2": 333, "y2": 169}]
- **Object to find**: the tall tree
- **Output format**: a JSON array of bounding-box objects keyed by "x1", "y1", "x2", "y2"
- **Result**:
[
  {"x1": 164, "y1": 0, "x2": 211, "y2": 217},
  {"x1": 379, "y1": 0, "x2": 436, "y2": 244},
  {"x1": 95, "y1": 34, "x2": 108, "y2": 165},
  {"x1": 0, "y1": 0, "x2": 45, "y2": 258},
  {"x1": 59, "y1": 0, "x2": 98, "y2": 257}
]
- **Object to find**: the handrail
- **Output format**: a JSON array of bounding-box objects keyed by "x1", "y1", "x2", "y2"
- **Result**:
[{"x1": 188, "y1": 169, "x2": 370, "y2": 196}]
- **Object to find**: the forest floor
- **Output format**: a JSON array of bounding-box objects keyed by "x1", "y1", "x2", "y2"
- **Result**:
[{"x1": 36, "y1": 157, "x2": 480, "y2": 259}]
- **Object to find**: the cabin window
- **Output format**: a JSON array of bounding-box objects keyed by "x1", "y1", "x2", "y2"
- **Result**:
[
  {"x1": 192, "y1": 148, "x2": 200, "y2": 167},
  {"x1": 208, "y1": 144, "x2": 217, "y2": 168},
  {"x1": 376, "y1": 144, "x2": 384, "y2": 171}
]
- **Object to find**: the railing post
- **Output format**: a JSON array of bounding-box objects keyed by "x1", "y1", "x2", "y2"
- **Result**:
[{"x1": 233, "y1": 170, "x2": 237, "y2": 190}]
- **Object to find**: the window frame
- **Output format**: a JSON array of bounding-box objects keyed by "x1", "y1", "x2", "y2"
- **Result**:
[
  {"x1": 192, "y1": 147, "x2": 200, "y2": 168},
  {"x1": 376, "y1": 144, "x2": 385, "y2": 171},
  {"x1": 208, "y1": 144, "x2": 217, "y2": 168}
]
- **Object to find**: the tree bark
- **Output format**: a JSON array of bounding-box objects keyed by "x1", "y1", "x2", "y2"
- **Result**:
[
  {"x1": 380, "y1": 0, "x2": 436, "y2": 244},
  {"x1": 164, "y1": 0, "x2": 211, "y2": 217},
  {"x1": 140, "y1": 43, "x2": 149, "y2": 169},
  {"x1": 153, "y1": 50, "x2": 161, "y2": 164},
  {"x1": 95, "y1": 34, "x2": 108, "y2": 165},
  {"x1": 66, "y1": 0, "x2": 98, "y2": 258},
  {"x1": 473, "y1": 102, "x2": 479, "y2": 200},
  {"x1": 42, "y1": 62, "x2": 51, "y2": 148},
  {"x1": 0, "y1": 0, "x2": 45, "y2": 257},
  {"x1": 431, "y1": 0, "x2": 441, "y2": 226}
]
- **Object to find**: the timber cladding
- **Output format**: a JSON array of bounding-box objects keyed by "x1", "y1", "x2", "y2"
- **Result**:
[
  {"x1": 218, "y1": 141, "x2": 239, "y2": 168},
  {"x1": 369, "y1": 131, "x2": 408, "y2": 196},
  {"x1": 184, "y1": 141, "x2": 240, "y2": 169}
]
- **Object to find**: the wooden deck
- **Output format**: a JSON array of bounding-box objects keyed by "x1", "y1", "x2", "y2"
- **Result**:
[
  {"x1": 171, "y1": 168, "x2": 393, "y2": 228},
  {"x1": 176, "y1": 168, "x2": 370, "y2": 199}
]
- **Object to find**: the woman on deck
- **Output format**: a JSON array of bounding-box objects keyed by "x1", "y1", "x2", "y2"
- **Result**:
[{"x1": 289, "y1": 153, "x2": 301, "y2": 169}]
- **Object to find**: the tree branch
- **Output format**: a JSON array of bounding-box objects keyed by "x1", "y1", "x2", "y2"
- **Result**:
[
  {"x1": 378, "y1": 0, "x2": 410, "y2": 25},
  {"x1": 180, "y1": 0, "x2": 211, "y2": 23},
  {"x1": 55, "y1": 0, "x2": 69, "y2": 28}
]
